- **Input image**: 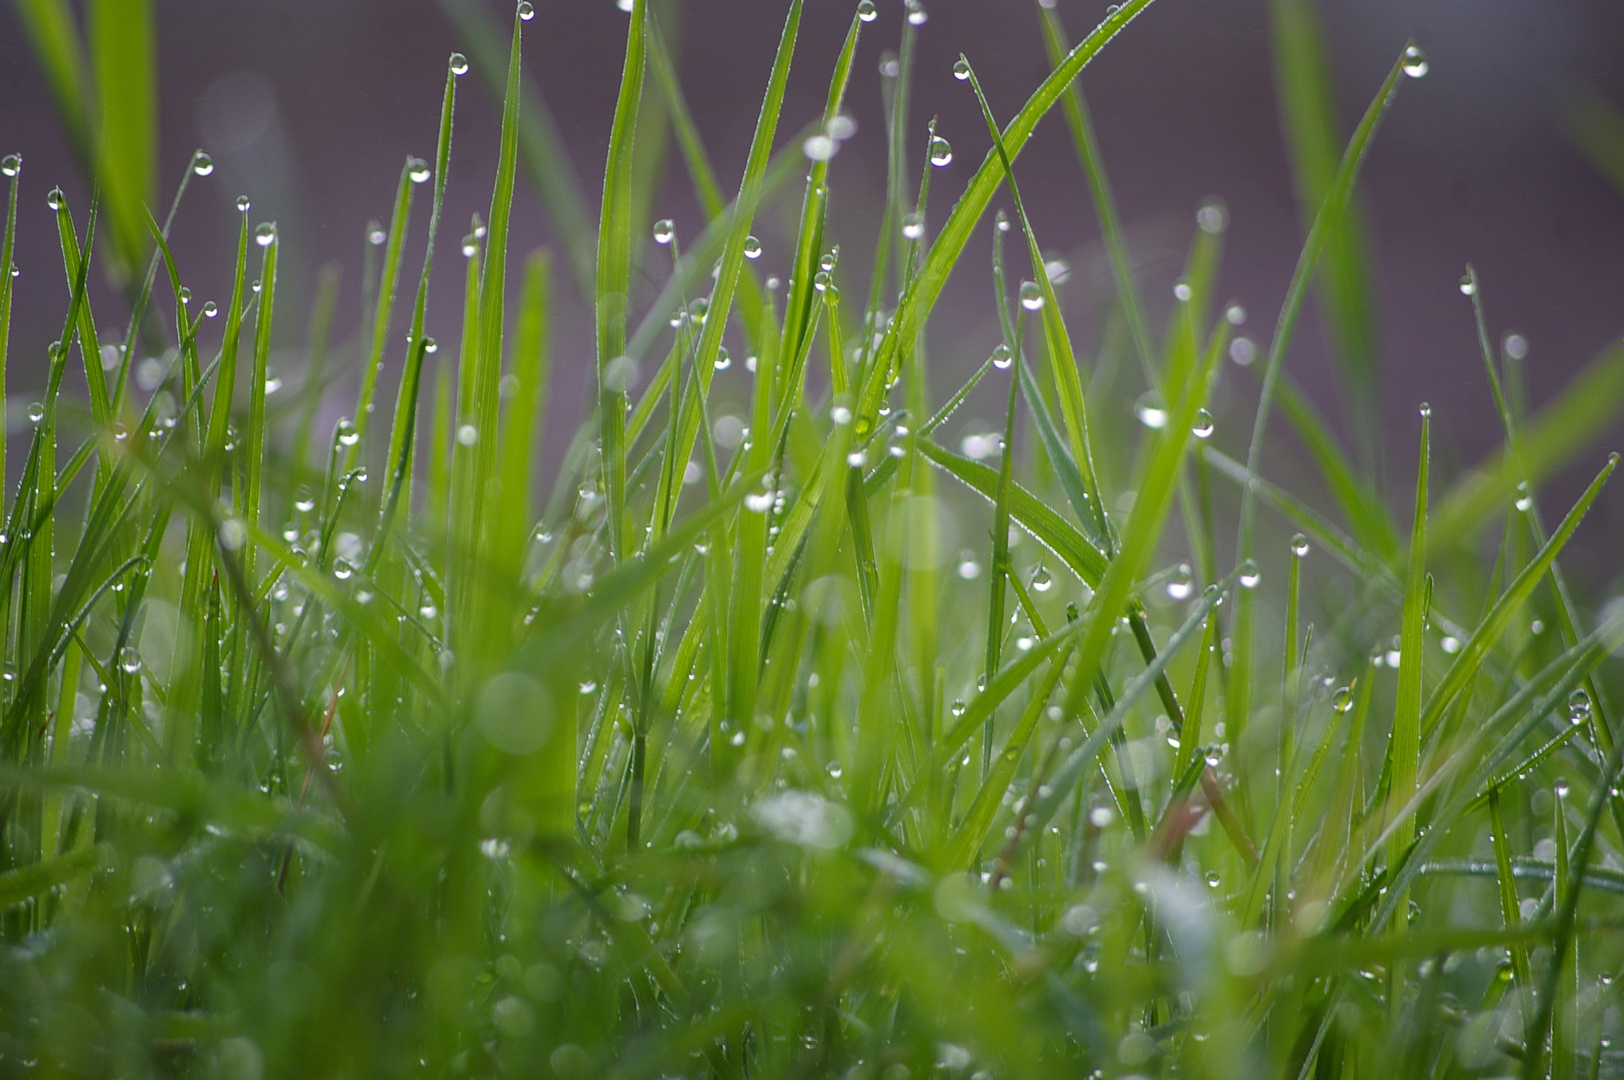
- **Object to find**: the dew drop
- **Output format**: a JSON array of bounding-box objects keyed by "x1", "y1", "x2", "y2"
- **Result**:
[
  {"x1": 742, "y1": 235, "x2": 762, "y2": 259},
  {"x1": 1239, "y1": 560, "x2": 1261, "y2": 589},
  {"x1": 202, "y1": 300, "x2": 219, "y2": 318},
  {"x1": 449, "y1": 52, "x2": 469, "y2": 75},
  {"x1": 1441, "y1": 635, "x2": 1461, "y2": 654},
  {"x1": 408, "y1": 158, "x2": 431, "y2": 184},
  {"x1": 1031, "y1": 565, "x2": 1053, "y2": 592},
  {"x1": 830, "y1": 404, "x2": 852, "y2": 426},
  {"x1": 714, "y1": 347, "x2": 731, "y2": 371},
  {"x1": 906, "y1": 0, "x2": 927, "y2": 25},
  {"x1": 1459, "y1": 273, "x2": 1476, "y2": 297},
  {"x1": 46, "y1": 187, "x2": 65, "y2": 210},
  {"x1": 26, "y1": 402, "x2": 44, "y2": 424},
  {"x1": 457, "y1": 424, "x2": 478, "y2": 446},
  {"x1": 190, "y1": 152, "x2": 213, "y2": 177},
  {"x1": 236, "y1": 195, "x2": 251, "y2": 213},
  {"x1": 1206, "y1": 872, "x2": 1221, "y2": 888},
  {"x1": 856, "y1": 0, "x2": 877, "y2": 21},
  {"x1": 928, "y1": 135, "x2": 953, "y2": 167},
  {"x1": 652, "y1": 218, "x2": 675, "y2": 245},
  {"x1": 337, "y1": 419, "x2": 360, "y2": 447},
  {"x1": 119, "y1": 646, "x2": 142, "y2": 675},
  {"x1": 950, "y1": 699, "x2": 967, "y2": 717},
  {"x1": 952, "y1": 58, "x2": 971, "y2": 81},
  {"x1": 1504, "y1": 333, "x2": 1528, "y2": 361},
  {"x1": 294, "y1": 488, "x2": 316, "y2": 514},
  {"x1": 517, "y1": 0, "x2": 535, "y2": 20},
  {"x1": 1166, "y1": 564, "x2": 1193, "y2": 601},
  {"x1": 1568, "y1": 688, "x2": 1591, "y2": 726},
  {"x1": 1019, "y1": 281, "x2": 1044, "y2": 310},
  {"x1": 901, "y1": 212, "x2": 925, "y2": 240},
  {"x1": 1331, "y1": 686, "x2": 1353, "y2": 713},
  {"x1": 1229, "y1": 336, "x2": 1257, "y2": 366},
  {"x1": 1402, "y1": 45, "x2": 1429, "y2": 78},
  {"x1": 1418, "y1": 401, "x2": 1431, "y2": 419},
  {"x1": 1134, "y1": 392, "x2": 1167, "y2": 430},
  {"x1": 0, "y1": 153, "x2": 18, "y2": 178},
  {"x1": 1196, "y1": 199, "x2": 1228, "y2": 234},
  {"x1": 1514, "y1": 482, "x2": 1532, "y2": 513},
  {"x1": 333, "y1": 558, "x2": 354, "y2": 581},
  {"x1": 803, "y1": 134, "x2": 837, "y2": 162},
  {"x1": 991, "y1": 343, "x2": 1013, "y2": 370},
  {"x1": 1192, "y1": 408, "x2": 1214, "y2": 439},
  {"x1": 956, "y1": 552, "x2": 981, "y2": 580},
  {"x1": 1291, "y1": 533, "x2": 1309, "y2": 558}
]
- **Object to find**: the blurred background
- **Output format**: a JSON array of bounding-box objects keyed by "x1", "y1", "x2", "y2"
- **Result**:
[{"x1": 2, "y1": 0, "x2": 1623, "y2": 580}]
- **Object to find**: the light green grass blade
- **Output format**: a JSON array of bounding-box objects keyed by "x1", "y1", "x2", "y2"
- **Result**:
[
  {"x1": 494, "y1": 251, "x2": 551, "y2": 577},
  {"x1": 437, "y1": 0, "x2": 596, "y2": 299},
  {"x1": 1384, "y1": 406, "x2": 1429, "y2": 947},
  {"x1": 242, "y1": 226, "x2": 278, "y2": 588},
  {"x1": 87, "y1": 0, "x2": 155, "y2": 278},
  {"x1": 596, "y1": 0, "x2": 649, "y2": 564},
  {"x1": 351, "y1": 159, "x2": 418, "y2": 457},
  {"x1": 448, "y1": 9, "x2": 524, "y2": 669},
  {"x1": 0, "y1": 159, "x2": 17, "y2": 499},
  {"x1": 1036, "y1": 3, "x2": 1155, "y2": 385},
  {"x1": 1421, "y1": 453, "x2": 1615, "y2": 736},
  {"x1": 1269, "y1": 0, "x2": 1384, "y2": 462},
  {"x1": 1430, "y1": 342, "x2": 1624, "y2": 547}
]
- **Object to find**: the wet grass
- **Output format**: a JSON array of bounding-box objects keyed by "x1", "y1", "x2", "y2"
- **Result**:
[{"x1": 2, "y1": 1, "x2": 1624, "y2": 1077}]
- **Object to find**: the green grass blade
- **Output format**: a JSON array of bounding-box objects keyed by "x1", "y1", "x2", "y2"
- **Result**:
[{"x1": 1384, "y1": 406, "x2": 1429, "y2": 945}]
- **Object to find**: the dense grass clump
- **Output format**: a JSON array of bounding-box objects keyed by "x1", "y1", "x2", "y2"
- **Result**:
[{"x1": 3, "y1": 1, "x2": 1624, "y2": 1077}]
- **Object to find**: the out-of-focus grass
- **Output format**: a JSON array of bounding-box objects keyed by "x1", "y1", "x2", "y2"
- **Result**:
[{"x1": 2, "y1": 2, "x2": 1623, "y2": 1078}]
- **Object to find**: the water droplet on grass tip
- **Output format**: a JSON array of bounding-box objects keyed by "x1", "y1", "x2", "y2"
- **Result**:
[
  {"x1": 190, "y1": 152, "x2": 213, "y2": 176},
  {"x1": 449, "y1": 52, "x2": 469, "y2": 75},
  {"x1": 1166, "y1": 564, "x2": 1193, "y2": 601},
  {"x1": 337, "y1": 419, "x2": 359, "y2": 447},
  {"x1": 1192, "y1": 408, "x2": 1214, "y2": 439},
  {"x1": 742, "y1": 235, "x2": 762, "y2": 259},
  {"x1": 26, "y1": 402, "x2": 44, "y2": 423},
  {"x1": 1505, "y1": 333, "x2": 1528, "y2": 360},
  {"x1": 857, "y1": 0, "x2": 877, "y2": 21},
  {"x1": 652, "y1": 218, "x2": 674, "y2": 245},
  {"x1": 1032, "y1": 565, "x2": 1053, "y2": 592},
  {"x1": 1332, "y1": 686, "x2": 1354, "y2": 713},
  {"x1": 992, "y1": 343, "x2": 1013, "y2": 369},
  {"x1": 1225, "y1": 303, "x2": 1246, "y2": 325},
  {"x1": 1418, "y1": 402, "x2": 1431, "y2": 419},
  {"x1": 617, "y1": 0, "x2": 634, "y2": 11},
  {"x1": 1569, "y1": 688, "x2": 1591, "y2": 725},
  {"x1": 953, "y1": 58, "x2": 971, "y2": 81},
  {"x1": 236, "y1": 195, "x2": 251, "y2": 212},
  {"x1": 1019, "y1": 281, "x2": 1044, "y2": 310},
  {"x1": 1291, "y1": 533, "x2": 1309, "y2": 558},
  {"x1": 1239, "y1": 560, "x2": 1261, "y2": 589},
  {"x1": 1134, "y1": 392, "x2": 1167, "y2": 429},
  {"x1": 928, "y1": 136, "x2": 953, "y2": 167},
  {"x1": 1197, "y1": 199, "x2": 1228, "y2": 234},
  {"x1": 46, "y1": 187, "x2": 64, "y2": 210},
  {"x1": 1174, "y1": 280, "x2": 1193, "y2": 302},
  {"x1": 0, "y1": 153, "x2": 20, "y2": 177},
  {"x1": 901, "y1": 212, "x2": 925, "y2": 240},
  {"x1": 294, "y1": 488, "x2": 316, "y2": 513},
  {"x1": 950, "y1": 699, "x2": 966, "y2": 717},
  {"x1": 906, "y1": 0, "x2": 927, "y2": 25},
  {"x1": 408, "y1": 158, "x2": 431, "y2": 184},
  {"x1": 1514, "y1": 481, "x2": 1532, "y2": 512},
  {"x1": 202, "y1": 301, "x2": 219, "y2": 318},
  {"x1": 803, "y1": 134, "x2": 836, "y2": 161},
  {"x1": 1459, "y1": 273, "x2": 1476, "y2": 296},
  {"x1": 517, "y1": 1, "x2": 535, "y2": 19},
  {"x1": 255, "y1": 223, "x2": 276, "y2": 246},
  {"x1": 119, "y1": 646, "x2": 142, "y2": 674},
  {"x1": 368, "y1": 225, "x2": 386, "y2": 245},
  {"x1": 1402, "y1": 45, "x2": 1428, "y2": 78},
  {"x1": 713, "y1": 347, "x2": 731, "y2": 371}
]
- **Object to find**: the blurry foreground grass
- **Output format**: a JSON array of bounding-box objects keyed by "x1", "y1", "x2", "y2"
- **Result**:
[{"x1": 3, "y1": 1, "x2": 1624, "y2": 1077}]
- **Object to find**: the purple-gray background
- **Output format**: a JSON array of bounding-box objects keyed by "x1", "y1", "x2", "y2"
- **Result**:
[{"x1": 2, "y1": 0, "x2": 1622, "y2": 582}]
